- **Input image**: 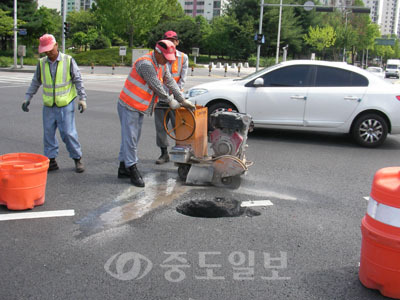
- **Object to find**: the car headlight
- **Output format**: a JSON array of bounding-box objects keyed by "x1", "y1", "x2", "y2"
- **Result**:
[{"x1": 186, "y1": 88, "x2": 208, "y2": 98}]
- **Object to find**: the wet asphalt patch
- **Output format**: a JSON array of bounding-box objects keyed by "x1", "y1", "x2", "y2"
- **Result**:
[{"x1": 176, "y1": 197, "x2": 261, "y2": 218}]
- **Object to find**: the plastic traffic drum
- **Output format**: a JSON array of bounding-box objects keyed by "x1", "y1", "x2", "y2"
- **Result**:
[
  {"x1": 359, "y1": 167, "x2": 400, "y2": 299},
  {"x1": 0, "y1": 153, "x2": 49, "y2": 210}
]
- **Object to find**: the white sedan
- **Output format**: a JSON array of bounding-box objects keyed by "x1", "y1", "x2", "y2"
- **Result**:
[
  {"x1": 186, "y1": 60, "x2": 400, "y2": 147},
  {"x1": 366, "y1": 66, "x2": 385, "y2": 79}
]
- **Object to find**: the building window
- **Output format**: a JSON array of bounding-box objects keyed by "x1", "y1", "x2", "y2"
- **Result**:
[
  {"x1": 214, "y1": 1, "x2": 221, "y2": 8},
  {"x1": 196, "y1": 9, "x2": 204, "y2": 13},
  {"x1": 185, "y1": 1, "x2": 193, "y2": 5},
  {"x1": 185, "y1": 9, "x2": 193, "y2": 13}
]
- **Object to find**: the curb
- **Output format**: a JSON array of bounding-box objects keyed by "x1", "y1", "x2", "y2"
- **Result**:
[{"x1": 0, "y1": 67, "x2": 35, "y2": 73}]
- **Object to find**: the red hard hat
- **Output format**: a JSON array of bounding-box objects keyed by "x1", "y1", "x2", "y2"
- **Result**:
[{"x1": 155, "y1": 40, "x2": 176, "y2": 62}]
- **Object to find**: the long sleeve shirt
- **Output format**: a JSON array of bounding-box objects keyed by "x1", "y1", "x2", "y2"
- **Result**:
[
  {"x1": 25, "y1": 52, "x2": 87, "y2": 102},
  {"x1": 119, "y1": 51, "x2": 185, "y2": 115}
]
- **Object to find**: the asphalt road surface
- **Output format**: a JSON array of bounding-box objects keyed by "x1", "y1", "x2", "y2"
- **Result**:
[{"x1": 0, "y1": 69, "x2": 399, "y2": 300}]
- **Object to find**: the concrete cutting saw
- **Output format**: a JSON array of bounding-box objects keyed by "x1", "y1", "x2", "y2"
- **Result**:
[{"x1": 163, "y1": 106, "x2": 253, "y2": 189}]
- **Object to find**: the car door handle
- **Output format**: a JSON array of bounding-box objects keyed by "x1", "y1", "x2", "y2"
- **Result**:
[
  {"x1": 344, "y1": 96, "x2": 360, "y2": 101},
  {"x1": 290, "y1": 95, "x2": 307, "y2": 100}
]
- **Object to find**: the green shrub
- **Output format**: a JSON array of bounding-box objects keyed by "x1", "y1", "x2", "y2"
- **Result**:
[
  {"x1": 91, "y1": 35, "x2": 112, "y2": 50},
  {"x1": 247, "y1": 55, "x2": 276, "y2": 68},
  {"x1": 0, "y1": 56, "x2": 12, "y2": 67},
  {"x1": 72, "y1": 47, "x2": 136, "y2": 66}
]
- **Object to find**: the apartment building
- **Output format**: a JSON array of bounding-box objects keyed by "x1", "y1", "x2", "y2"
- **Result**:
[
  {"x1": 37, "y1": 0, "x2": 95, "y2": 13},
  {"x1": 363, "y1": 0, "x2": 400, "y2": 36},
  {"x1": 177, "y1": 0, "x2": 228, "y2": 21}
]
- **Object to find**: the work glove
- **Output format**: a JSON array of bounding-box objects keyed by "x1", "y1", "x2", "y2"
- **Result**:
[
  {"x1": 78, "y1": 100, "x2": 87, "y2": 113},
  {"x1": 168, "y1": 98, "x2": 181, "y2": 110},
  {"x1": 22, "y1": 100, "x2": 30, "y2": 112},
  {"x1": 181, "y1": 99, "x2": 196, "y2": 111}
]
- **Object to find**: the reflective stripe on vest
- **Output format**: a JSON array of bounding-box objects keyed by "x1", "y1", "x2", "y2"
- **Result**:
[
  {"x1": 171, "y1": 50, "x2": 184, "y2": 83},
  {"x1": 367, "y1": 197, "x2": 400, "y2": 228},
  {"x1": 40, "y1": 53, "x2": 77, "y2": 107},
  {"x1": 119, "y1": 52, "x2": 164, "y2": 111}
]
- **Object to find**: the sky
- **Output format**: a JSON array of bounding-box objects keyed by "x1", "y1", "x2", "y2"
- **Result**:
[{"x1": 37, "y1": 0, "x2": 61, "y2": 11}]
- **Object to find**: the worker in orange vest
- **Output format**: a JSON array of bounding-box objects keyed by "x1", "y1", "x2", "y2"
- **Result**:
[
  {"x1": 117, "y1": 40, "x2": 195, "y2": 187},
  {"x1": 154, "y1": 31, "x2": 189, "y2": 164}
]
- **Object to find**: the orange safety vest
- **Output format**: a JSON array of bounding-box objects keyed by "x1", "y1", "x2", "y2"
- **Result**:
[
  {"x1": 170, "y1": 50, "x2": 185, "y2": 83},
  {"x1": 119, "y1": 52, "x2": 165, "y2": 111}
]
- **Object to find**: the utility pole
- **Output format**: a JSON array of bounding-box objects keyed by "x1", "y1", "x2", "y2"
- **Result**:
[
  {"x1": 256, "y1": 0, "x2": 264, "y2": 71},
  {"x1": 13, "y1": 0, "x2": 17, "y2": 69},
  {"x1": 275, "y1": 0, "x2": 283, "y2": 64},
  {"x1": 62, "y1": 0, "x2": 67, "y2": 53}
]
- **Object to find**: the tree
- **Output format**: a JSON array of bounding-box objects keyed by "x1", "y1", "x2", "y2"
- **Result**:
[
  {"x1": 148, "y1": 15, "x2": 209, "y2": 54},
  {"x1": 95, "y1": 0, "x2": 168, "y2": 47},
  {"x1": 24, "y1": 7, "x2": 61, "y2": 46},
  {"x1": 303, "y1": 25, "x2": 336, "y2": 58}
]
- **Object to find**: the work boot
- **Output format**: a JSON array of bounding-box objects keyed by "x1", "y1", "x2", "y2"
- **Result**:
[
  {"x1": 48, "y1": 158, "x2": 59, "y2": 172},
  {"x1": 129, "y1": 164, "x2": 145, "y2": 187},
  {"x1": 74, "y1": 158, "x2": 85, "y2": 173},
  {"x1": 156, "y1": 147, "x2": 169, "y2": 165},
  {"x1": 118, "y1": 161, "x2": 131, "y2": 178}
]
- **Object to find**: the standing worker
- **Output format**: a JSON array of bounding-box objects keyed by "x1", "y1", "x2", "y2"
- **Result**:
[
  {"x1": 117, "y1": 40, "x2": 195, "y2": 187},
  {"x1": 154, "y1": 31, "x2": 189, "y2": 164},
  {"x1": 22, "y1": 34, "x2": 87, "y2": 173}
]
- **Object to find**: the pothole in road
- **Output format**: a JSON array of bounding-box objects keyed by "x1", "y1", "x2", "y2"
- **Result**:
[{"x1": 176, "y1": 197, "x2": 261, "y2": 218}]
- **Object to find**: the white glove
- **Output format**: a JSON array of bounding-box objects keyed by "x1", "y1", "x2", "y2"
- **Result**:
[
  {"x1": 181, "y1": 99, "x2": 196, "y2": 111},
  {"x1": 168, "y1": 98, "x2": 181, "y2": 110},
  {"x1": 78, "y1": 100, "x2": 87, "y2": 113}
]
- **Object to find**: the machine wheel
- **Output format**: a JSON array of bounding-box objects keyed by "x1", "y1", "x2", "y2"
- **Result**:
[
  {"x1": 207, "y1": 102, "x2": 236, "y2": 130},
  {"x1": 178, "y1": 164, "x2": 191, "y2": 181},
  {"x1": 351, "y1": 113, "x2": 388, "y2": 148},
  {"x1": 164, "y1": 107, "x2": 196, "y2": 141}
]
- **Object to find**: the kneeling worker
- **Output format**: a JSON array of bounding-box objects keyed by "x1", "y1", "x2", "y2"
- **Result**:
[{"x1": 117, "y1": 40, "x2": 195, "y2": 187}]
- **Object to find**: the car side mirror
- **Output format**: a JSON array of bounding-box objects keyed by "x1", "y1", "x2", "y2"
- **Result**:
[{"x1": 253, "y1": 78, "x2": 264, "y2": 87}]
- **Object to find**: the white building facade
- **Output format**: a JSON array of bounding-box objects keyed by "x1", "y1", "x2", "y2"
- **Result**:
[{"x1": 177, "y1": 0, "x2": 228, "y2": 21}]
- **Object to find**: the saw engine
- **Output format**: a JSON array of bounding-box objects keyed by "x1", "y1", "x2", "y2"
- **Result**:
[{"x1": 209, "y1": 109, "x2": 252, "y2": 159}]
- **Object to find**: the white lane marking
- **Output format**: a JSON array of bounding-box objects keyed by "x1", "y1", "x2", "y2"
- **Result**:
[
  {"x1": 241, "y1": 200, "x2": 273, "y2": 207},
  {"x1": 0, "y1": 210, "x2": 75, "y2": 221},
  {"x1": 0, "y1": 84, "x2": 29, "y2": 88},
  {"x1": 238, "y1": 187, "x2": 297, "y2": 201},
  {"x1": 364, "y1": 196, "x2": 369, "y2": 201}
]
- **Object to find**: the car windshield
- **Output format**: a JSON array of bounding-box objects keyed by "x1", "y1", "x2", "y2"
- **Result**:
[
  {"x1": 233, "y1": 64, "x2": 280, "y2": 81},
  {"x1": 387, "y1": 64, "x2": 398, "y2": 69}
]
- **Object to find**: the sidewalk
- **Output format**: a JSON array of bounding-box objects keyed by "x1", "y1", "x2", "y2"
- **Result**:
[{"x1": 0, "y1": 64, "x2": 257, "y2": 78}]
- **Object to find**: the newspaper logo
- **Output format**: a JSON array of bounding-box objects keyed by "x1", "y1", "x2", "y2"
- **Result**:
[{"x1": 104, "y1": 252, "x2": 153, "y2": 281}]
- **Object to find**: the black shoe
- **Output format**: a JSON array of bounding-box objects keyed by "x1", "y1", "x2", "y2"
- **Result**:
[
  {"x1": 129, "y1": 164, "x2": 145, "y2": 187},
  {"x1": 74, "y1": 158, "x2": 85, "y2": 173},
  {"x1": 156, "y1": 153, "x2": 170, "y2": 164},
  {"x1": 118, "y1": 162, "x2": 131, "y2": 178},
  {"x1": 48, "y1": 158, "x2": 59, "y2": 172}
]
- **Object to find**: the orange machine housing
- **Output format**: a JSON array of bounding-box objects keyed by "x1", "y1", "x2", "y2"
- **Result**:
[{"x1": 175, "y1": 106, "x2": 208, "y2": 158}]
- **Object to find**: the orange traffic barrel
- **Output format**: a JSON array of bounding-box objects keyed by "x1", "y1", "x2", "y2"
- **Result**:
[
  {"x1": 359, "y1": 167, "x2": 400, "y2": 299},
  {"x1": 0, "y1": 153, "x2": 49, "y2": 210}
]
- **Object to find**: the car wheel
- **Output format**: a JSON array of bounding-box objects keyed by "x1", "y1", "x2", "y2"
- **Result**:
[
  {"x1": 351, "y1": 114, "x2": 388, "y2": 148},
  {"x1": 207, "y1": 102, "x2": 236, "y2": 130}
]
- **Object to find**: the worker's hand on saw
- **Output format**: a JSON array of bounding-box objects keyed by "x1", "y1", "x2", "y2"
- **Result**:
[
  {"x1": 168, "y1": 98, "x2": 181, "y2": 110},
  {"x1": 181, "y1": 99, "x2": 196, "y2": 111}
]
